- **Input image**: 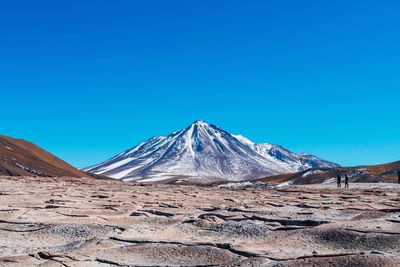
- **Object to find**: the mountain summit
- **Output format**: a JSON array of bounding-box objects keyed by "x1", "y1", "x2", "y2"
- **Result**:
[{"x1": 84, "y1": 121, "x2": 338, "y2": 183}]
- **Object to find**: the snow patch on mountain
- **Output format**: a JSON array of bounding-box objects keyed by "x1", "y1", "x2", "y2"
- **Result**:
[{"x1": 84, "y1": 121, "x2": 339, "y2": 182}]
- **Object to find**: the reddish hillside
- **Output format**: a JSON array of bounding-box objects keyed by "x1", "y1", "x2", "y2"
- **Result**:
[
  {"x1": 0, "y1": 135, "x2": 88, "y2": 177},
  {"x1": 259, "y1": 161, "x2": 400, "y2": 185}
]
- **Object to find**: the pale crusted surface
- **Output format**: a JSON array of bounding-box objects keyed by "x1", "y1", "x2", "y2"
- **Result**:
[{"x1": 0, "y1": 176, "x2": 399, "y2": 266}]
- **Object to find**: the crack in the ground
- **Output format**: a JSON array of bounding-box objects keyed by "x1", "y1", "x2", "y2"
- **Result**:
[
  {"x1": 344, "y1": 228, "x2": 400, "y2": 235},
  {"x1": 260, "y1": 252, "x2": 376, "y2": 262},
  {"x1": 236, "y1": 215, "x2": 330, "y2": 227},
  {"x1": 0, "y1": 226, "x2": 49, "y2": 233},
  {"x1": 108, "y1": 236, "x2": 258, "y2": 258},
  {"x1": 95, "y1": 257, "x2": 126, "y2": 266},
  {"x1": 0, "y1": 220, "x2": 49, "y2": 233},
  {"x1": 138, "y1": 209, "x2": 175, "y2": 217},
  {"x1": 95, "y1": 257, "x2": 218, "y2": 267},
  {"x1": 196, "y1": 213, "x2": 330, "y2": 227},
  {"x1": 55, "y1": 212, "x2": 90, "y2": 218},
  {"x1": 0, "y1": 219, "x2": 38, "y2": 225}
]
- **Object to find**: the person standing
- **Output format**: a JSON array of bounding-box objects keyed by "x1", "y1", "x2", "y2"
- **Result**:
[
  {"x1": 337, "y1": 175, "x2": 341, "y2": 188},
  {"x1": 345, "y1": 174, "x2": 349, "y2": 188},
  {"x1": 397, "y1": 171, "x2": 400, "y2": 184}
]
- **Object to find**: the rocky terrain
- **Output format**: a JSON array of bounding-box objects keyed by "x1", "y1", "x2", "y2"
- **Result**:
[{"x1": 0, "y1": 176, "x2": 399, "y2": 266}]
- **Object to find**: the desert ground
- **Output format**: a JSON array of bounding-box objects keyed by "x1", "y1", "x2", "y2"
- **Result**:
[{"x1": 0, "y1": 176, "x2": 399, "y2": 267}]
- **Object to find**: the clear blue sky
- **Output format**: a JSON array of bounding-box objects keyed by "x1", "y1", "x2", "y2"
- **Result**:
[{"x1": 1, "y1": 1, "x2": 399, "y2": 168}]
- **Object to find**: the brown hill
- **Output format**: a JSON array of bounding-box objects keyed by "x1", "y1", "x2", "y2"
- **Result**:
[
  {"x1": 0, "y1": 135, "x2": 88, "y2": 177},
  {"x1": 259, "y1": 160, "x2": 400, "y2": 185}
]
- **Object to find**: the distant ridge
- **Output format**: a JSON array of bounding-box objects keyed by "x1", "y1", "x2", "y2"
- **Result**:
[
  {"x1": 0, "y1": 135, "x2": 87, "y2": 177},
  {"x1": 84, "y1": 121, "x2": 338, "y2": 183},
  {"x1": 259, "y1": 160, "x2": 400, "y2": 185}
]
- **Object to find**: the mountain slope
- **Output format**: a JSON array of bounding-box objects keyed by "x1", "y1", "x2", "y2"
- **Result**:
[
  {"x1": 0, "y1": 135, "x2": 87, "y2": 177},
  {"x1": 259, "y1": 161, "x2": 400, "y2": 185},
  {"x1": 84, "y1": 121, "x2": 338, "y2": 183}
]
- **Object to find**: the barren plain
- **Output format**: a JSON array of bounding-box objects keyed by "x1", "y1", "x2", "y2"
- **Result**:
[{"x1": 0, "y1": 176, "x2": 399, "y2": 266}]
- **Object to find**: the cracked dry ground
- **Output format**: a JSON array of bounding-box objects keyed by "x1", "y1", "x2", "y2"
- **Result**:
[{"x1": 0, "y1": 177, "x2": 399, "y2": 267}]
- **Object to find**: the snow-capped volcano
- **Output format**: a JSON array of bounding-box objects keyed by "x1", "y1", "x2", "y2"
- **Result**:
[{"x1": 84, "y1": 121, "x2": 338, "y2": 182}]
